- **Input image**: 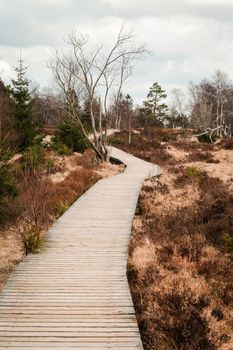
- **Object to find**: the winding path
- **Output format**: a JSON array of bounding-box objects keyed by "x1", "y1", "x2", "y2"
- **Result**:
[{"x1": 0, "y1": 147, "x2": 160, "y2": 350}]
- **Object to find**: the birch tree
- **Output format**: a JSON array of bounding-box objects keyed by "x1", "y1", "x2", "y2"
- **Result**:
[
  {"x1": 189, "y1": 72, "x2": 233, "y2": 140},
  {"x1": 50, "y1": 27, "x2": 147, "y2": 161}
]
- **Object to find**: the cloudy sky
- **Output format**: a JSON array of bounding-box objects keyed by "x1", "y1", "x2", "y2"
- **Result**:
[{"x1": 0, "y1": 0, "x2": 233, "y2": 103}]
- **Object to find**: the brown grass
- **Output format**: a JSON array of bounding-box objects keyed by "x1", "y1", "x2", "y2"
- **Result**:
[
  {"x1": 12, "y1": 168, "x2": 100, "y2": 254},
  {"x1": 186, "y1": 150, "x2": 219, "y2": 163},
  {"x1": 124, "y1": 129, "x2": 233, "y2": 350},
  {"x1": 110, "y1": 132, "x2": 176, "y2": 166},
  {"x1": 218, "y1": 138, "x2": 233, "y2": 150},
  {"x1": 0, "y1": 148, "x2": 120, "y2": 289},
  {"x1": 128, "y1": 175, "x2": 233, "y2": 349}
]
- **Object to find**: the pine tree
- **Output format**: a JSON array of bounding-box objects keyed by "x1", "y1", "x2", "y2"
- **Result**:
[
  {"x1": 10, "y1": 57, "x2": 35, "y2": 148},
  {"x1": 143, "y1": 82, "x2": 168, "y2": 122},
  {"x1": 0, "y1": 79, "x2": 13, "y2": 141}
]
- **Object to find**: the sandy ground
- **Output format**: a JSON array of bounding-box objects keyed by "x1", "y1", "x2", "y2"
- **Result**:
[
  {"x1": 0, "y1": 232, "x2": 22, "y2": 290},
  {"x1": 48, "y1": 153, "x2": 124, "y2": 183},
  {"x1": 48, "y1": 152, "x2": 83, "y2": 183},
  {"x1": 203, "y1": 149, "x2": 233, "y2": 190},
  {"x1": 166, "y1": 144, "x2": 189, "y2": 161},
  {"x1": 184, "y1": 148, "x2": 233, "y2": 191},
  {"x1": 165, "y1": 143, "x2": 233, "y2": 190}
]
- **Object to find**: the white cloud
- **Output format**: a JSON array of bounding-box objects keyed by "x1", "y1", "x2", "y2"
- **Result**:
[
  {"x1": 0, "y1": 60, "x2": 14, "y2": 82},
  {"x1": 0, "y1": 0, "x2": 233, "y2": 103},
  {"x1": 162, "y1": 61, "x2": 174, "y2": 73}
]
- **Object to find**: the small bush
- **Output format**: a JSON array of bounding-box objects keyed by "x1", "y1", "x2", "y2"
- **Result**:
[
  {"x1": 53, "y1": 121, "x2": 88, "y2": 153},
  {"x1": 77, "y1": 149, "x2": 97, "y2": 168},
  {"x1": 0, "y1": 198, "x2": 21, "y2": 228},
  {"x1": 109, "y1": 131, "x2": 145, "y2": 146},
  {"x1": 161, "y1": 134, "x2": 177, "y2": 142},
  {"x1": 19, "y1": 173, "x2": 52, "y2": 228},
  {"x1": 223, "y1": 234, "x2": 233, "y2": 257},
  {"x1": 46, "y1": 158, "x2": 56, "y2": 173},
  {"x1": 173, "y1": 140, "x2": 215, "y2": 154},
  {"x1": 55, "y1": 202, "x2": 69, "y2": 217},
  {"x1": 185, "y1": 166, "x2": 206, "y2": 180},
  {"x1": 109, "y1": 136, "x2": 121, "y2": 145},
  {"x1": 175, "y1": 166, "x2": 206, "y2": 187},
  {"x1": 0, "y1": 137, "x2": 18, "y2": 221},
  {"x1": 198, "y1": 133, "x2": 216, "y2": 143},
  {"x1": 21, "y1": 144, "x2": 46, "y2": 170},
  {"x1": 19, "y1": 225, "x2": 42, "y2": 255},
  {"x1": 52, "y1": 141, "x2": 72, "y2": 155},
  {"x1": 0, "y1": 166, "x2": 18, "y2": 201},
  {"x1": 187, "y1": 150, "x2": 219, "y2": 163},
  {"x1": 220, "y1": 138, "x2": 233, "y2": 150}
]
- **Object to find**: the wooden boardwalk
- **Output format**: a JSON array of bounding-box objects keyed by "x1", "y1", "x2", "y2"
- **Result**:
[{"x1": 0, "y1": 147, "x2": 160, "y2": 350}]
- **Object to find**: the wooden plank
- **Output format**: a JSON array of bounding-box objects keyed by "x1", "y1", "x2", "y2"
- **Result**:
[{"x1": 0, "y1": 147, "x2": 160, "y2": 349}]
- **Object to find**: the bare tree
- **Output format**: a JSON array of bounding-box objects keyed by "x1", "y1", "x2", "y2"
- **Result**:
[
  {"x1": 49, "y1": 26, "x2": 147, "y2": 161},
  {"x1": 189, "y1": 72, "x2": 233, "y2": 140},
  {"x1": 110, "y1": 91, "x2": 134, "y2": 131},
  {"x1": 111, "y1": 56, "x2": 132, "y2": 130},
  {"x1": 167, "y1": 88, "x2": 189, "y2": 128},
  {"x1": 213, "y1": 71, "x2": 232, "y2": 137},
  {"x1": 171, "y1": 88, "x2": 186, "y2": 116},
  {"x1": 33, "y1": 88, "x2": 65, "y2": 126},
  {"x1": 189, "y1": 82, "x2": 213, "y2": 129}
]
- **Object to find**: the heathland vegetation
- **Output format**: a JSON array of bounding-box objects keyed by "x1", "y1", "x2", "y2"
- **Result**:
[
  {"x1": 0, "y1": 27, "x2": 233, "y2": 349},
  {"x1": 109, "y1": 129, "x2": 233, "y2": 349}
]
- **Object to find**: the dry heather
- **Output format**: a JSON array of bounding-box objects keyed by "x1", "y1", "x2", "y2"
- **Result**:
[
  {"x1": 111, "y1": 129, "x2": 233, "y2": 350},
  {"x1": 0, "y1": 149, "x2": 122, "y2": 290}
]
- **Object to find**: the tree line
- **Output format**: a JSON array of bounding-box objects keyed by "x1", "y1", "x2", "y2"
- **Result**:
[{"x1": 1, "y1": 28, "x2": 233, "y2": 160}]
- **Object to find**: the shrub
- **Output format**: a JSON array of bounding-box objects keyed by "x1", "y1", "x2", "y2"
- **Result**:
[
  {"x1": 46, "y1": 158, "x2": 56, "y2": 173},
  {"x1": 0, "y1": 137, "x2": 18, "y2": 208},
  {"x1": 55, "y1": 202, "x2": 69, "y2": 217},
  {"x1": 53, "y1": 121, "x2": 88, "y2": 153},
  {"x1": 198, "y1": 133, "x2": 216, "y2": 143},
  {"x1": 187, "y1": 150, "x2": 219, "y2": 163},
  {"x1": 52, "y1": 141, "x2": 72, "y2": 155},
  {"x1": 185, "y1": 166, "x2": 206, "y2": 180},
  {"x1": 77, "y1": 149, "x2": 97, "y2": 168},
  {"x1": 109, "y1": 136, "x2": 121, "y2": 145},
  {"x1": 220, "y1": 138, "x2": 233, "y2": 150},
  {"x1": 0, "y1": 196, "x2": 21, "y2": 228},
  {"x1": 175, "y1": 166, "x2": 207, "y2": 187},
  {"x1": 0, "y1": 166, "x2": 18, "y2": 201},
  {"x1": 19, "y1": 225, "x2": 43, "y2": 255},
  {"x1": 21, "y1": 144, "x2": 46, "y2": 170},
  {"x1": 161, "y1": 134, "x2": 177, "y2": 142},
  {"x1": 223, "y1": 234, "x2": 233, "y2": 257},
  {"x1": 22, "y1": 174, "x2": 52, "y2": 224},
  {"x1": 0, "y1": 137, "x2": 20, "y2": 228}
]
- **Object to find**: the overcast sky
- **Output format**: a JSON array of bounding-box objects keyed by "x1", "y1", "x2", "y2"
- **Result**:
[{"x1": 0, "y1": 0, "x2": 233, "y2": 103}]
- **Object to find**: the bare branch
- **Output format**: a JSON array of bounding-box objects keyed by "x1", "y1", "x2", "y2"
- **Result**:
[{"x1": 49, "y1": 26, "x2": 148, "y2": 160}]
